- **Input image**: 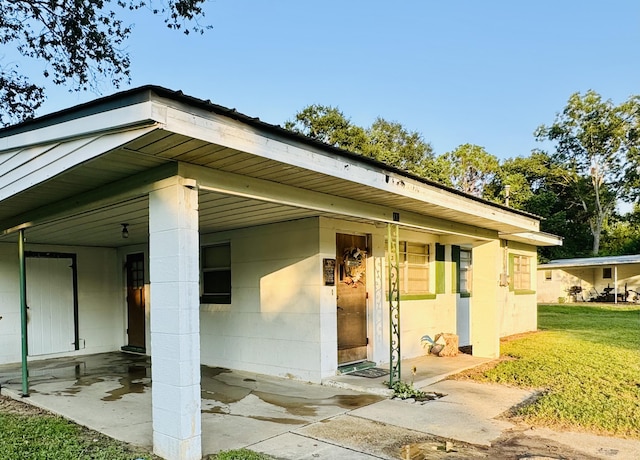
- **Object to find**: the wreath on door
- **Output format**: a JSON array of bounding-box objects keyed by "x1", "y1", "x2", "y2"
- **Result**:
[{"x1": 342, "y1": 247, "x2": 366, "y2": 287}]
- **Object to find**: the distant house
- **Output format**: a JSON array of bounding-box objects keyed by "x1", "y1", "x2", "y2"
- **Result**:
[
  {"x1": 537, "y1": 254, "x2": 640, "y2": 303},
  {"x1": 0, "y1": 86, "x2": 561, "y2": 460}
]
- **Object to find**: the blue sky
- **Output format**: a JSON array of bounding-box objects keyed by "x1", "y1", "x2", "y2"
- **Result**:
[{"x1": 30, "y1": 0, "x2": 640, "y2": 160}]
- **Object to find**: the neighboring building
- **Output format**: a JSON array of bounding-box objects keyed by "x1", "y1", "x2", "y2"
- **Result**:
[
  {"x1": 0, "y1": 86, "x2": 561, "y2": 459},
  {"x1": 537, "y1": 254, "x2": 640, "y2": 303}
]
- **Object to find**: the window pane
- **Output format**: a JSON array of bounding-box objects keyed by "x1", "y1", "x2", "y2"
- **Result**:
[
  {"x1": 203, "y1": 270, "x2": 231, "y2": 295},
  {"x1": 386, "y1": 241, "x2": 430, "y2": 294},
  {"x1": 203, "y1": 244, "x2": 230, "y2": 269},
  {"x1": 513, "y1": 255, "x2": 531, "y2": 290},
  {"x1": 460, "y1": 249, "x2": 471, "y2": 293},
  {"x1": 201, "y1": 243, "x2": 231, "y2": 304}
]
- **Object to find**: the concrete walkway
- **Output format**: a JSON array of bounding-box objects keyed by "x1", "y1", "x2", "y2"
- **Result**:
[{"x1": 1, "y1": 352, "x2": 639, "y2": 459}]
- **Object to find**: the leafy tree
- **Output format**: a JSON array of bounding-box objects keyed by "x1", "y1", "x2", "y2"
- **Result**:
[
  {"x1": 600, "y1": 205, "x2": 640, "y2": 255},
  {"x1": 486, "y1": 152, "x2": 593, "y2": 261},
  {"x1": 436, "y1": 144, "x2": 499, "y2": 197},
  {"x1": 284, "y1": 105, "x2": 368, "y2": 153},
  {"x1": 0, "y1": 0, "x2": 209, "y2": 126},
  {"x1": 535, "y1": 90, "x2": 640, "y2": 255},
  {"x1": 285, "y1": 105, "x2": 435, "y2": 177}
]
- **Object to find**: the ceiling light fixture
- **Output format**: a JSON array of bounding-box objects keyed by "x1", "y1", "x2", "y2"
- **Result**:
[{"x1": 121, "y1": 223, "x2": 129, "y2": 239}]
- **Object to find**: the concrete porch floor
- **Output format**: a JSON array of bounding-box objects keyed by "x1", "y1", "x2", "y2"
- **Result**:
[
  {"x1": 0, "y1": 351, "x2": 485, "y2": 455},
  {"x1": 4, "y1": 351, "x2": 638, "y2": 459}
]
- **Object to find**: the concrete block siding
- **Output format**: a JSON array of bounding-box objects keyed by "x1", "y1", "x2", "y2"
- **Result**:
[{"x1": 0, "y1": 242, "x2": 121, "y2": 365}]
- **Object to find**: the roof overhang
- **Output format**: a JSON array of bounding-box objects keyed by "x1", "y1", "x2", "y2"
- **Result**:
[
  {"x1": 539, "y1": 254, "x2": 640, "y2": 270},
  {"x1": 0, "y1": 86, "x2": 561, "y2": 248},
  {"x1": 499, "y1": 231, "x2": 563, "y2": 247}
]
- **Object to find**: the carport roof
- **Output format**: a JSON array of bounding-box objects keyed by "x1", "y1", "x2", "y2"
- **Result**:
[
  {"x1": 539, "y1": 254, "x2": 640, "y2": 269},
  {"x1": 0, "y1": 85, "x2": 562, "y2": 248}
]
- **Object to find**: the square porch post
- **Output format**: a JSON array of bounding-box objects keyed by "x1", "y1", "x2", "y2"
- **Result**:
[
  {"x1": 149, "y1": 179, "x2": 201, "y2": 460},
  {"x1": 470, "y1": 240, "x2": 500, "y2": 358}
]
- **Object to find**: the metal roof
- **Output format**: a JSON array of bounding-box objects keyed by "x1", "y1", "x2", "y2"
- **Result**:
[{"x1": 539, "y1": 254, "x2": 640, "y2": 269}]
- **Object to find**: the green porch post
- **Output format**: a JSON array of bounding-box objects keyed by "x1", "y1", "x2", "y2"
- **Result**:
[{"x1": 18, "y1": 229, "x2": 29, "y2": 397}]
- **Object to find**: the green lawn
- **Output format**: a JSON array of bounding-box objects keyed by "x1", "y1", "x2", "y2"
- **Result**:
[
  {"x1": 0, "y1": 396, "x2": 271, "y2": 460},
  {"x1": 467, "y1": 304, "x2": 640, "y2": 438},
  {"x1": 0, "y1": 410, "x2": 158, "y2": 460}
]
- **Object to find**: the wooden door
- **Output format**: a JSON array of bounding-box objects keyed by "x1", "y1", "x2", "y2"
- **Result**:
[
  {"x1": 126, "y1": 253, "x2": 145, "y2": 351},
  {"x1": 26, "y1": 257, "x2": 75, "y2": 355},
  {"x1": 336, "y1": 234, "x2": 368, "y2": 365}
]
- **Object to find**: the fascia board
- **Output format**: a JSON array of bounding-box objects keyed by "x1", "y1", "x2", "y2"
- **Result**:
[{"x1": 0, "y1": 101, "x2": 158, "y2": 151}]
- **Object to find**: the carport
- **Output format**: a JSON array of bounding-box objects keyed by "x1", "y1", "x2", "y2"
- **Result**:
[{"x1": 0, "y1": 86, "x2": 560, "y2": 459}]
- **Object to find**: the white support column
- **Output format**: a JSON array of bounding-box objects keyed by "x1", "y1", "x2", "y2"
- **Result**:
[{"x1": 149, "y1": 178, "x2": 201, "y2": 460}]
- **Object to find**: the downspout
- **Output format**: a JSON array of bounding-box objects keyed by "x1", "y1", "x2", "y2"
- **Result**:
[{"x1": 18, "y1": 229, "x2": 29, "y2": 397}]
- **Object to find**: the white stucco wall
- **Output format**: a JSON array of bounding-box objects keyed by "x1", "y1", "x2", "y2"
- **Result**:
[
  {"x1": 0, "y1": 242, "x2": 123, "y2": 365},
  {"x1": 199, "y1": 218, "x2": 325, "y2": 382},
  {"x1": 198, "y1": 217, "x2": 467, "y2": 382}
]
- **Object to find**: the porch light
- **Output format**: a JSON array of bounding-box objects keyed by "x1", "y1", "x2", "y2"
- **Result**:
[{"x1": 121, "y1": 223, "x2": 129, "y2": 239}]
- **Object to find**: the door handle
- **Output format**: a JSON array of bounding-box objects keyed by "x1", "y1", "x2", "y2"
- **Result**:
[{"x1": 337, "y1": 306, "x2": 344, "y2": 310}]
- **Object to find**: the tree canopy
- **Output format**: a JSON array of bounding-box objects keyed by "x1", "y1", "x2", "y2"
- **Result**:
[
  {"x1": 535, "y1": 90, "x2": 640, "y2": 255},
  {"x1": 284, "y1": 104, "x2": 435, "y2": 177},
  {"x1": 0, "y1": 0, "x2": 209, "y2": 126},
  {"x1": 286, "y1": 93, "x2": 640, "y2": 260},
  {"x1": 436, "y1": 144, "x2": 500, "y2": 197}
]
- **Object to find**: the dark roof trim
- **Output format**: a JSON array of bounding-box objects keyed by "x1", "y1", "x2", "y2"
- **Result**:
[{"x1": 0, "y1": 85, "x2": 538, "y2": 220}]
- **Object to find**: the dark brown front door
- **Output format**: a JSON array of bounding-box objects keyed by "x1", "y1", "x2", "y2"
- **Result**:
[
  {"x1": 337, "y1": 234, "x2": 368, "y2": 365},
  {"x1": 126, "y1": 253, "x2": 145, "y2": 351}
]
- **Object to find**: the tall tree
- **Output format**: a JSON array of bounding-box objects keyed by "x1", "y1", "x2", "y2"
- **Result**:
[
  {"x1": 0, "y1": 0, "x2": 209, "y2": 126},
  {"x1": 437, "y1": 144, "x2": 499, "y2": 197},
  {"x1": 535, "y1": 90, "x2": 640, "y2": 255},
  {"x1": 285, "y1": 105, "x2": 435, "y2": 177},
  {"x1": 486, "y1": 152, "x2": 593, "y2": 261}
]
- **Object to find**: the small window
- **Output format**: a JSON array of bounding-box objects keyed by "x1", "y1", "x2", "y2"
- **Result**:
[
  {"x1": 603, "y1": 267, "x2": 612, "y2": 279},
  {"x1": 460, "y1": 249, "x2": 472, "y2": 294},
  {"x1": 513, "y1": 255, "x2": 531, "y2": 290},
  {"x1": 545, "y1": 270, "x2": 552, "y2": 281},
  {"x1": 386, "y1": 241, "x2": 430, "y2": 294},
  {"x1": 201, "y1": 243, "x2": 231, "y2": 304}
]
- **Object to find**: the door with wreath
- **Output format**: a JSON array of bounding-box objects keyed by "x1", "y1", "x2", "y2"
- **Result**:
[{"x1": 336, "y1": 233, "x2": 368, "y2": 365}]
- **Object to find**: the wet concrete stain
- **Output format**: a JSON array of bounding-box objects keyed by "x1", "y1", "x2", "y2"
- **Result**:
[
  {"x1": 101, "y1": 365, "x2": 150, "y2": 401},
  {"x1": 247, "y1": 415, "x2": 307, "y2": 425},
  {"x1": 0, "y1": 353, "x2": 152, "y2": 401},
  {"x1": 200, "y1": 364, "x2": 382, "y2": 418},
  {"x1": 2, "y1": 353, "x2": 381, "y2": 427}
]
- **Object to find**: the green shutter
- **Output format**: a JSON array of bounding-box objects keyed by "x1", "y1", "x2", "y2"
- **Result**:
[
  {"x1": 436, "y1": 243, "x2": 445, "y2": 294},
  {"x1": 451, "y1": 245, "x2": 460, "y2": 294}
]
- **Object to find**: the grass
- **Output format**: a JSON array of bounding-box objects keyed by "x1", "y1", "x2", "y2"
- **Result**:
[
  {"x1": 211, "y1": 449, "x2": 273, "y2": 460},
  {"x1": 463, "y1": 304, "x2": 640, "y2": 438},
  {"x1": 0, "y1": 396, "x2": 271, "y2": 460},
  {"x1": 0, "y1": 410, "x2": 157, "y2": 460}
]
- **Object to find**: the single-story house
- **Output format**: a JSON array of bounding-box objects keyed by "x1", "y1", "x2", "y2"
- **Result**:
[
  {"x1": 537, "y1": 254, "x2": 640, "y2": 303},
  {"x1": 0, "y1": 86, "x2": 561, "y2": 459}
]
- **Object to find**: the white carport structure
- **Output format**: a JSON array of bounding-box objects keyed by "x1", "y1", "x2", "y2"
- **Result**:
[
  {"x1": 538, "y1": 254, "x2": 640, "y2": 303},
  {"x1": 0, "y1": 86, "x2": 561, "y2": 459}
]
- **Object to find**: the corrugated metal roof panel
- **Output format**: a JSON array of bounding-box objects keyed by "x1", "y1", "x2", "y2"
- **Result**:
[{"x1": 539, "y1": 254, "x2": 640, "y2": 269}]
